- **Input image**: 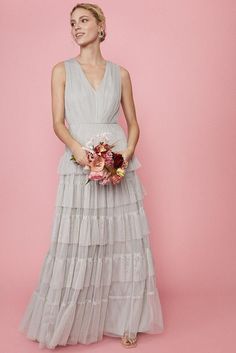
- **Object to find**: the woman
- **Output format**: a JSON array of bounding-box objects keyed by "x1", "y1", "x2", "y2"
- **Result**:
[{"x1": 18, "y1": 2, "x2": 164, "y2": 349}]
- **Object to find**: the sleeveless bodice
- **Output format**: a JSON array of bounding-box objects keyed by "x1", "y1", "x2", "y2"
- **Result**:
[
  {"x1": 57, "y1": 57, "x2": 141, "y2": 174},
  {"x1": 65, "y1": 58, "x2": 121, "y2": 125}
]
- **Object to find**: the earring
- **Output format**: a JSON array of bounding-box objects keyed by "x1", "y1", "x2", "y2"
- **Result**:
[{"x1": 99, "y1": 30, "x2": 104, "y2": 38}]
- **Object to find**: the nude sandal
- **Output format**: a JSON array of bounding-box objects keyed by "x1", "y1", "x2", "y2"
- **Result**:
[{"x1": 121, "y1": 332, "x2": 137, "y2": 348}]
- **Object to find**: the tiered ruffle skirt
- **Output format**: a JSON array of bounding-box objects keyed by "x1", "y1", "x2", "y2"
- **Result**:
[{"x1": 18, "y1": 151, "x2": 164, "y2": 349}]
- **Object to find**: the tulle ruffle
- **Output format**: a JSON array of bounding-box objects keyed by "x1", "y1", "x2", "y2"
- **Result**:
[
  {"x1": 51, "y1": 201, "x2": 150, "y2": 245},
  {"x1": 55, "y1": 171, "x2": 147, "y2": 209},
  {"x1": 18, "y1": 277, "x2": 164, "y2": 349}
]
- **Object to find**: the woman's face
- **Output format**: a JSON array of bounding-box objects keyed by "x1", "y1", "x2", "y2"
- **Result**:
[{"x1": 70, "y1": 8, "x2": 103, "y2": 46}]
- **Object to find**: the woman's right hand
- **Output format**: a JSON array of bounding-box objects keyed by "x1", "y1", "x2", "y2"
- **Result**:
[{"x1": 72, "y1": 144, "x2": 89, "y2": 167}]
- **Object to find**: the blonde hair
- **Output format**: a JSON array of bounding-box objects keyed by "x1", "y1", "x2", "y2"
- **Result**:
[{"x1": 70, "y1": 3, "x2": 106, "y2": 42}]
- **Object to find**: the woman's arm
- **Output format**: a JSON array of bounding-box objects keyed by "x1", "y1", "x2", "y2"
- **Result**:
[
  {"x1": 51, "y1": 62, "x2": 88, "y2": 166},
  {"x1": 120, "y1": 66, "x2": 140, "y2": 161}
]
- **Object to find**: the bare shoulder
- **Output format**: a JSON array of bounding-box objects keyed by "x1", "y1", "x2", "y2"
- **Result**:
[
  {"x1": 117, "y1": 64, "x2": 132, "y2": 91},
  {"x1": 117, "y1": 64, "x2": 131, "y2": 81},
  {"x1": 51, "y1": 61, "x2": 66, "y2": 83}
]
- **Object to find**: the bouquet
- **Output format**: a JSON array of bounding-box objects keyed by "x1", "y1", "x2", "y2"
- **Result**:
[{"x1": 70, "y1": 132, "x2": 129, "y2": 185}]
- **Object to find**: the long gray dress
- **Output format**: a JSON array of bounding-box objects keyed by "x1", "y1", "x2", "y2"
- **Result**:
[{"x1": 18, "y1": 57, "x2": 164, "y2": 349}]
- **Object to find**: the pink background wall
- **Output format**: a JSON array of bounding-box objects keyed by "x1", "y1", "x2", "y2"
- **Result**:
[{"x1": 1, "y1": 0, "x2": 236, "y2": 352}]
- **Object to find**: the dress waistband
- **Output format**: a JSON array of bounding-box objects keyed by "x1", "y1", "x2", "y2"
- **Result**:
[{"x1": 73, "y1": 122, "x2": 118, "y2": 124}]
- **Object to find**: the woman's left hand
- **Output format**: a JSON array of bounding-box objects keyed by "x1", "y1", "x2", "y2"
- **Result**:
[{"x1": 118, "y1": 147, "x2": 135, "y2": 163}]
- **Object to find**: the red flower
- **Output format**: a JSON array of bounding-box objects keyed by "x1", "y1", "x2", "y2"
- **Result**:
[{"x1": 113, "y1": 153, "x2": 124, "y2": 168}]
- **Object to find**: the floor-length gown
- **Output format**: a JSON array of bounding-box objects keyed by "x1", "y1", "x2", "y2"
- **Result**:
[{"x1": 18, "y1": 57, "x2": 164, "y2": 349}]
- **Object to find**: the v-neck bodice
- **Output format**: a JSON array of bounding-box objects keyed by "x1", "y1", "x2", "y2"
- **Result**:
[
  {"x1": 64, "y1": 57, "x2": 121, "y2": 125},
  {"x1": 73, "y1": 58, "x2": 108, "y2": 93},
  {"x1": 57, "y1": 57, "x2": 141, "y2": 175}
]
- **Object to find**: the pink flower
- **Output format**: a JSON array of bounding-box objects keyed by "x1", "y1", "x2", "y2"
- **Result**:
[
  {"x1": 89, "y1": 170, "x2": 104, "y2": 181},
  {"x1": 99, "y1": 178, "x2": 111, "y2": 185},
  {"x1": 104, "y1": 150, "x2": 114, "y2": 167}
]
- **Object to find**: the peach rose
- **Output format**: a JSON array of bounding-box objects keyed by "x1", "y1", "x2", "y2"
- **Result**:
[{"x1": 88, "y1": 154, "x2": 105, "y2": 172}]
